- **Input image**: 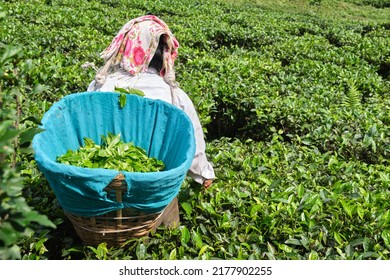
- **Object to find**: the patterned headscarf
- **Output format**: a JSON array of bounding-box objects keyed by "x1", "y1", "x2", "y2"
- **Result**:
[{"x1": 94, "y1": 15, "x2": 179, "y2": 87}]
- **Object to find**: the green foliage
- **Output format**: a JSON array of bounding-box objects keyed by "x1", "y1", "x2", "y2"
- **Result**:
[
  {"x1": 57, "y1": 133, "x2": 165, "y2": 172},
  {"x1": 346, "y1": 0, "x2": 390, "y2": 8},
  {"x1": 0, "y1": 0, "x2": 389, "y2": 260},
  {"x1": 0, "y1": 27, "x2": 56, "y2": 259}
]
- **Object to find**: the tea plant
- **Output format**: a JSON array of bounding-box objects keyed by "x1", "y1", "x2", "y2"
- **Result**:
[
  {"x1": 1, "y1": 0, "x2": 389, "y2": 260},
  {"x1": 0, "y1": 18, "x2": 55, "y2": 259}
]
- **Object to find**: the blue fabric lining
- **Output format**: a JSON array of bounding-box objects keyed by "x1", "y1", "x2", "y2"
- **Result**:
[{"x1": 32, "y1": 92, "x2": 195, "y2": 217}]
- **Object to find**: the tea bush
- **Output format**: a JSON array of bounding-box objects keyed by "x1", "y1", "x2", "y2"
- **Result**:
[
  {"x1": 0, "y1": 14, "x2": 56, "y2": 260},
  {"x1": 0, "y1": 0, "x2": 389, "y2": 259}
]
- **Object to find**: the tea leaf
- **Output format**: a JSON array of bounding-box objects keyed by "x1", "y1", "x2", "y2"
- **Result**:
[
  {"x1": 198, "y1": 245, "x2": 209, "y2": 257},
  {"x1": 192, "y1": 230, "x2": 203, "y2": 249},
  {"x1": 382, "y1": 231, "x2": 390, "y2": 248},
  {"x1": 308, "y1": 250, "x2": 319, "y2": 260},
  {"x1": 136, "y1": 243, "x2": 147, "y2": 260},
  {"x1": 127, "y1": 88, "x2": 145, "y2": 96},
  {"x1": 118, "y1": 92, "x2": 127, "y2": 108},
  {"x1": 169, "y1": 248, "x2": 177, "y2": 260},
  {"x1": 180, "y1": 226, "x2": 190, "y2": 245},
  {"x1": 334, "y1": 232, "x2": 343, "y2": 245},
  {"x1": 115, "y1": 86, "x2": 145, "y2": 98},
  {"x1": 57, "y1": 133, "x2": 165, "y2": 172},
  {"x1": 181, "y1": 202, "x2": 192, "y2": 216}
]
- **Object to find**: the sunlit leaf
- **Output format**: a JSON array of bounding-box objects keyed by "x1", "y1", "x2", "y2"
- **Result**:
[
  {"x1": 119, "y1": 92, "x2": 127, "y2": 108},
  {"x1": 334, "y1": 232, "x2": 343, "y2": 245},
  {"x1": 180, "y1": 226, "x2": 190, "y2": 245},
  {"x1": 382, "y1": 231, "x2": 390, "y2": 248},
  {"x1": 136, "y1": 243, "x2": 146, "y2": 260},
  {"x1": 192, "y1": 230, "x2": 203, "y2": 249},
  {"x1": 169, "y1": 248, "x2": 177, "y2": 260},
  {"x1": 181, "y1": 202, "x2": 192, "y2": 216}
]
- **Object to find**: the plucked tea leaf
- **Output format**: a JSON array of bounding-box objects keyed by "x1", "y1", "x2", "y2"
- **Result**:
[
  {"x1": 83, "y1": 137, "x2": 96, "y2": 148},
  {"x1": 127, "y1": 88, "x2": 145, "y2": 96},
  {"x1": 115, "y1": 87, "x2": 145, "y2": 109},
  {"x1": 57, "y1": 133, "x2": 165, "y2": 172},
  {"x1": 119, "y1": 92, "x2": 127, "y2": 108}
]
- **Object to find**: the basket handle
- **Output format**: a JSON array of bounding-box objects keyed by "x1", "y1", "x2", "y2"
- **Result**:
[{"x1": 104, "y1": 173, "x2": 127, "y2": 226}]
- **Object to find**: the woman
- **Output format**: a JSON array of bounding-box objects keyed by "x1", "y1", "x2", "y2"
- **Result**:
[{"x1": 87, "y1": 15, "x2": 215, "y2": 189}]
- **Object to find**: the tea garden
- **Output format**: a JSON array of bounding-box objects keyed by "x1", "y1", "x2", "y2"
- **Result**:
[{"x1": 1, "y1": 0, "x2": 390, "y2": 260}]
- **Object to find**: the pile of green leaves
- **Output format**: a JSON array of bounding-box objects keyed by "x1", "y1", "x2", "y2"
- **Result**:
[{"x1": 57, "y1": 133, "x2": 165, "y2": 172}]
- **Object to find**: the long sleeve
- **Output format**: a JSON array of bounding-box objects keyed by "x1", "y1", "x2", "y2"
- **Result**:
[{"x1": 172, "y1": 87, "x2": 215, "y2": 184}]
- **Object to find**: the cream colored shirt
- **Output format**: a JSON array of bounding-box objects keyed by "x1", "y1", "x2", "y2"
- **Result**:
[{"x1": 87, "y1": 69, "x2": 215, "y2": 185}]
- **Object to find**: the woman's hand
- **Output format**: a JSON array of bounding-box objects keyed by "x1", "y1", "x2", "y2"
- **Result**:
[{"x1": 202, "y1": 179, "x2": 213, "y2": 189}]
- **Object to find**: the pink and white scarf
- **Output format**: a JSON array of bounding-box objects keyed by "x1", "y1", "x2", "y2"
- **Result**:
[{"x1": 95, "y1": 15, "x2": 179, "y2": 87}]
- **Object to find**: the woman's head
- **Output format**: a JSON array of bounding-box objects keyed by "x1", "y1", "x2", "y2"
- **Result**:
[
  {"x1": 95, "y1": 15, "x2": 179, "y2": 87},
  {"x1": 148, "y1": 35, "x2": 165, "y2": 73}
]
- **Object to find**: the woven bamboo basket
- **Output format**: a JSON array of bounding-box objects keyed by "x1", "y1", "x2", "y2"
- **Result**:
[{"x1": 65, "y1": 173, "x2": 178, "y2": 247}]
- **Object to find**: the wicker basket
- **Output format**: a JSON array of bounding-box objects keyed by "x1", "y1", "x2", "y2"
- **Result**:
[{"x1": 65, "y1": 173, "x2": 179, "y2": 247}]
